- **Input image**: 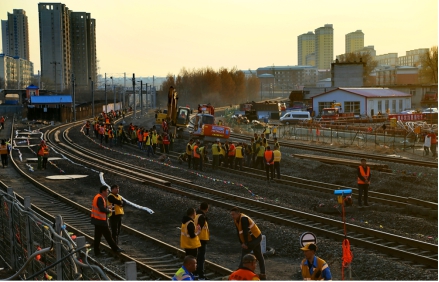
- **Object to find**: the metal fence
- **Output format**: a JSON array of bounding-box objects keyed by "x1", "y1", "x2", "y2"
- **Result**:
[
  {"x1": 0, "y1": 187, "x2": 109, "y2": 280},
  {"x1": 232, "y1": 121, "x2": 436, "y2": 158}
]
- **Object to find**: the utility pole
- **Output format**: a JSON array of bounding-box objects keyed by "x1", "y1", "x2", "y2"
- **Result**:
[
  {"x1": 132, "y1": 73, "x2": 136, "y2": 119},
  {"x1": 72, "y1": 73, "x2": 76, "y2": 121},
  {"x1": 140, "y1": 80, "x2": 143, "y2": 116},
  {"x1": 123, "y1": 72, "x2": 126, "y2": 109},
  {"x1": 145, "y1": 83, "x2": 151, "y2": 111},
  {"x1": 110, "y1": 76, "x2": 115, "y2": 111},
  {"x1": 104, "y1": 73, "x2": 107, "y2": 113},
  {"x1": 89, "y1": 77, "x2": 94, "y2": 118}
]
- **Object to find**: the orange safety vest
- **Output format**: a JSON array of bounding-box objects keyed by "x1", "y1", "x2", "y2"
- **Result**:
[
  {"x1": 357, "y1": 166, "x2": 370, "y2": 184},
  {"x1": 228, "y1": 268, "x2": 259, "y2": 280},
  {"x1": 228, "y1": 144, "x2": 236, "y2": 156},
  {"x1": 264, "y1": 150, "x2": 274, "y2": 165},
  {"x1": 163, "y1": 135, "x2": 170, "y2": 145},
  {"x1": 37, "y1": 144, "x2": 46, "y2": 156},
  {"x1": 143, "y1": 132, "x2": 149, "y2": 141},
  {"x1": 193, "y1": 145, "x2": 200, "y2": 158},
  {"x1": 90, "y1": 194, "x2": 107, "y2": 221},
  {"x1": 0, "y1": 145, "x2": 7, "y2": 154}
]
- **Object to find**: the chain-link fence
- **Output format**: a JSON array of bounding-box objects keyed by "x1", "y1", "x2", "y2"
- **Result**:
[{"x1": 0, "y1": 187, "x2": 109, "y2": 280}]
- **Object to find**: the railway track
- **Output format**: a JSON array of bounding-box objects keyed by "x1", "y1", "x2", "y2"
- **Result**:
[
  {"x1": 51, "y1": 122, "x2": 438, "y2": 269},
  {"x1": 6, "y1": 122, "x2": 232, "y2": 280},
  {"x1": 229, "y1": 133, "x2": 438, "y2": 168}
]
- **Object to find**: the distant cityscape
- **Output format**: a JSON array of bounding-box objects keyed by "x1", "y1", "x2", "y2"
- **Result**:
[{"x1": 0, "y1": 3, "x2": 435, "y2": 93}]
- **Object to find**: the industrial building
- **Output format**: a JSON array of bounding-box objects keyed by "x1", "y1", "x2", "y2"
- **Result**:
[{"x1": 312, "y1": 87, "x2": 411, "y2": 117}]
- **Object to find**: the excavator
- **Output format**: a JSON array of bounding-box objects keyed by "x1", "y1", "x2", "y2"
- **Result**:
[
  {"x1": 155, "y1": 86, "x2": 191, "y2": 129},
  {"x1": 190, "y1": 103, "x2": 230, "y2": 142}
]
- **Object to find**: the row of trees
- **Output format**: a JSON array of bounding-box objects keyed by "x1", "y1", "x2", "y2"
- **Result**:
[{"x1": 160, "y1": 67, "x2": 260, "y2": 108}]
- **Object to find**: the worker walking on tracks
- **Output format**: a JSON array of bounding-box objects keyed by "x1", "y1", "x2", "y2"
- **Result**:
[
  {"x1": 230, "y1": 207, "x2": 266, "y2": 280},
  {"x1": 193, "y1": 140, "x2": 201, "y2": 171},
  {"x1": 227, "y1": 141, "x2": 236, "y2": 169},
  {"x1": 300, "y1": 243, "x2": 332, "y2": 280},
  {"x1": 186, "y1": 139, "x2": 194, "y2": 169},
  {"x1": 91, "y1": 186, "x2": 123, "y2": 256},
  {"x1": 256, "y1": 141, "x2": 265, "y2": 170},
  {"x1": 172, "y1": 255, "x2": 197, "y2": 281},
  {"x1": 357, "y1": 158, "x2": 371, "y2": 206},
  {"x1": 264, "y1": 146, "x2": 274, "y2": 182},
  {"x1": 228, "y1": 254, "x2": 260, "y2": 281},
  {"x1": 85, "y1": 120, "x2": 90, "y2": 136},
  {"x1": 427, "y1": 130, "x2": 437, "y2": 157},
  {"x1": 107, "y1": 184, "x2": 125, "y2": 245},
  {"x1": 37, "y1": 140, "x2": 47, "y2": 170},
  {"x1": 0, "y1": 140, "x2": 10, "y2": 168},
  {"x1": 180, "y1": 207, "x2": 201, "y2": 257},
  {"x1": 0, "y1": 116, "x2": 5, "y2": 130},
  {"x1": 235, "y1": 142, "x2": 244, "y2": 171},
  {"x1": 273, "y1": 145, "x2": 281, "y2": 179},
  {"x1": 211, "y1": 139, "x2": 220, "y2": 169},
  {"x1": 194, "y1": 203, "x2": 209, "y2": 280}
]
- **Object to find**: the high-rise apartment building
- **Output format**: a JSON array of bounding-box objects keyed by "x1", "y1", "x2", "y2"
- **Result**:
[
  {"x1": 297, "y1": 31, "x2": 315, "y2": 66},
  {"x1": 1, "y1": 10, "x2": 30, "y2": 60},
  {"x1": 314, "y1": 24, "x2": 333, "y2": 70},
  {"x1": 70, "y1": 12, "x2": 97, "y2": 88},
  {"x1": 38, "y1": 3, "x2": 71, "y2": 91},
  {"x1": 39, "y1": 3, "x2": 97, "y2": 91},
  {"x1": 345, "y1": 30, "x2": 364, "y2": 53},
  {"x1": 1, "y1": 20, "x2": 9, "y2": 54}
]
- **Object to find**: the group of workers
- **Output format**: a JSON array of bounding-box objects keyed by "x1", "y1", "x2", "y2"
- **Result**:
[
  {"x1": 91, "y1": 185, "x2": 125, "y2": 256},
  {"x1": 173, "y1": 204, "x2": 331, "y2": 281},
  {"x1": 182, "y1": 132, "x2": 282, "y2": 181}
]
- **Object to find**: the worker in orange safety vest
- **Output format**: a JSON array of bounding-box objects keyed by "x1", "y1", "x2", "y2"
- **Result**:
[{"x1": 357, "y1": 158, "x2": 371, "y2": 206}]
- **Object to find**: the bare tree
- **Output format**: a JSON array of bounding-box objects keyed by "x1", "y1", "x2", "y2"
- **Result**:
[{"x1": 419, "y1": 46, "x2": 438, "y2": 84}]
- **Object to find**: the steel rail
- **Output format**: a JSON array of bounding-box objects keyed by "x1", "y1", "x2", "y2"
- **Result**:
[
  {"x1": 53, "y1": 123, "x2": 438, "y2": 269},
  {"x1": 229, "y1": 133, "x2": 438, "y2": 168}
]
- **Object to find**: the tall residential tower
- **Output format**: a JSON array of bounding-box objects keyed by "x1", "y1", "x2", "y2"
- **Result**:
[
  {"x1": 297, "y1": 31, "x2": 315, "y2": 66},
  {"x1": 314, "y1": 24, "x2": 333, "y2": 70},
  {"x1": 345, "y1": 30, "x2": 364, "y2": 53},
  {"x1": 38, "y1": 3, "x2": 97, "y2": 91},
  {"x1": 2, "y1": 9, "x2": 30, "y2": 60}
]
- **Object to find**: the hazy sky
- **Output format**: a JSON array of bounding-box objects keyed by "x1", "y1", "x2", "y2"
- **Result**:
[{"x1": 1, "y1": 0, "x2": 437, "y2": 77}]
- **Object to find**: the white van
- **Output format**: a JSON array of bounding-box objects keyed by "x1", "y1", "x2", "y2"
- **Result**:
[{"x1": 279, "y1": 111, "x2": 311, "y2": 124}]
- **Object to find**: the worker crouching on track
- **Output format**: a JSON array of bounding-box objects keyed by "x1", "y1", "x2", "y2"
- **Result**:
[
  {"x1": 300, "y1": 243, "x2": 332, "y2": 280},
  {"x1": 230, "y1": 207, "x2": 266, "y2": 280},
  {"x1": 228, "y1": 254, "x2": 260, "y2": 281}
]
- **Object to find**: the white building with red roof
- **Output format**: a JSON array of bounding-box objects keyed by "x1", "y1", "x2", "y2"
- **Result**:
[{"x1": 312, "y1": 87, "x2": 411, "y2": 117}]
